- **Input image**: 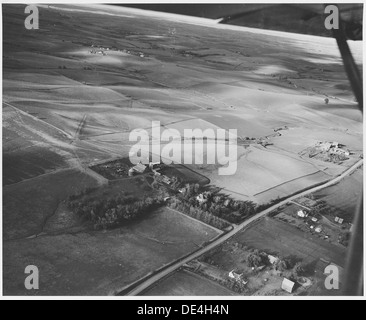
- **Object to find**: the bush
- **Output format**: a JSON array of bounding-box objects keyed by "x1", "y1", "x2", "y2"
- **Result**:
[
  {"x1": 274, "y1": 259, "x2": 291, "y2": 271},
  {"x1": 292, "y1": 262, "x2": 305, "y2": 278},
  {"x1": 247, "y1": 250, "x2": 268, "y2": 268}
]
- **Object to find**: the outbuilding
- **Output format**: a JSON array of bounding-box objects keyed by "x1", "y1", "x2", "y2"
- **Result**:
[
  {"x1": 297, "y1": 210, "x2": 307, "y2": 218},
  {"x1": 281, "y1": 278, "x2": 295, "y2": 293}
]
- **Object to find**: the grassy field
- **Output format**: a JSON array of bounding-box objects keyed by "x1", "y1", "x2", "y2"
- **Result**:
[
  {"x1": 3, "y1": 169, "x2": 100, "y2": 240},
  {"x1": 3, "y1": 207, "x2": 219, "y2": 295},
  {"x1": 311, "y1": 167, "x2": 363, "y2": 223},
  {"x1": 235, "y1": 217, "x2": 346, "y2": 267},
  {"x1": 142, "y1": 269, "x2": 236, "y2": 296}
]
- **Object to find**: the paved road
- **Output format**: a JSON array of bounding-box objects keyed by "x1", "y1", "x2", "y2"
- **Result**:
[{"x1": 125, "y1": 159, "x2": 363, "y2": 295}]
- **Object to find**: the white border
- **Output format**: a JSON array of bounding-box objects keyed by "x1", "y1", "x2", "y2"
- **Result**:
[{"x1": 0, "y1": 0, "x2": 364, "y2": 301}]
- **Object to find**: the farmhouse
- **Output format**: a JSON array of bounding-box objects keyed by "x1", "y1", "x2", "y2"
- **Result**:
[
  {"x1": 268, "y1": 255, "x2": 279, "y2": 265},
  {"x1": 316, "y1": 141, "x2": 338, "y2": 152},
  {"x1": 228, "y1": 270, "x2": 247, "y2": 285},
  {"x1": 315, "y1": 141, "x2": 350, "y2": 157},
  {"x1": 297, "y1": 210, "x2": 308, "y2": 218},
  {"x1": 330, "y1": 147, "x2": 350, "y2": 157},
  {"x1": 196, "y1": 193, "x2": 208, "y2": 204}
]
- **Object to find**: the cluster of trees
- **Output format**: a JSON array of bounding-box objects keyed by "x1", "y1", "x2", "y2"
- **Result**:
[
  {"x1": 168, "y1": 198, "x2": 231, "y2": 230},
  {"x1": 215, "y1": 277, "x2": 247, "y2": 294},
  {"x1": 178, "y1": 184, "x2": 257, "y2": 224},
  {"x1": 292, "y1": 263, "x2": 306, "y2": 278},
  {"x1": 255, "y1": 197, "x2": 285, "y2": 212},
  {"x1": 273, "y1": 257, "x2": 307, "y2": 280},
  {"x1": 329, "y1": 153, "x2": 349, "y2": 163},
  {"x1": 67, "y1": 193, "x2": 165, "y2": 230},
  {"x1": 247, "y1": 250, "x2": 307, "y2": 280},
  {"x1": 247, "y1": 250, "x2": 269, "y2": 268}
]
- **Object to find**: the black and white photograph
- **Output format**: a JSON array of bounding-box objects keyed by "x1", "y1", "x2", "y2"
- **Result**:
[{"x1": 1, "y1": 1, "x2": 364, "y2": 300}]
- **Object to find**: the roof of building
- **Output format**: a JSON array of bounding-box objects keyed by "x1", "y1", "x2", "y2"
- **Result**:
[
  {"x1": 161, "y1": 175, "x2": 171, "y2": 184},
  {"x1": 132, "y1": 163, "x2": 146, "y2": 173},
  {"x1": 297, "y1": 210, "x2": 306, "y2": 216},
  {"x1": 281, "y1": 278, "x2": 295, "y2": 293},
  {"x1": 268, "y1": 255, "x2": 279, "y2": 265}
]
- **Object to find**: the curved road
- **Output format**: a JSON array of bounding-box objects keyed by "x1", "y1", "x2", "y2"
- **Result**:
[{"x1": 125, "y1": 159, "x2": 363, "y2": 296}]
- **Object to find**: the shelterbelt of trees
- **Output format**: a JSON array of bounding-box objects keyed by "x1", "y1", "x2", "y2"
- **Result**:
[
  {"x1": 67, "y1": 189, "x2": 166, "y2": 230},
  {"x1": 66, "y1": 176, "x2": 268, "y2": 231}
]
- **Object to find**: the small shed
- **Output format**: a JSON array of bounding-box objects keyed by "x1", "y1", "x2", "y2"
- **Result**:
[
  {"x1": 335, "y1": 216, "x2": 344, "y2": 224},
  {"x1": 281, "y1": 278, "x2": 295, "y2": 293},
  {"x1": 315, "y1": 226, "x2": 323, "y2": 233}
]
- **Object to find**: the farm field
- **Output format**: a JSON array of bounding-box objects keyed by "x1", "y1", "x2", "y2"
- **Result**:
[
  {"x1": 142, "y1": 269, "x2": 236, "y2": 296},
  {"x1": 3, "y1": 169, "x2": 100, "y2": 240},
  {"x1": 234, "y1": 217, "x2": 346, "y2": 267},
  {"x1": 3, "y1": 4, "x2": 362, "y2": 197},
  {"x1": 311, "y1": 166, "x2": 363, "y2": 222},
  {"x1": 3, "y1": 207, "x2": 219, "y2": 295}
]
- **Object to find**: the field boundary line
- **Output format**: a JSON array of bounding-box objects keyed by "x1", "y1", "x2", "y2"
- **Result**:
[{"x1": 166, "y1": 207, "x2": 224, "y2": 234}]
